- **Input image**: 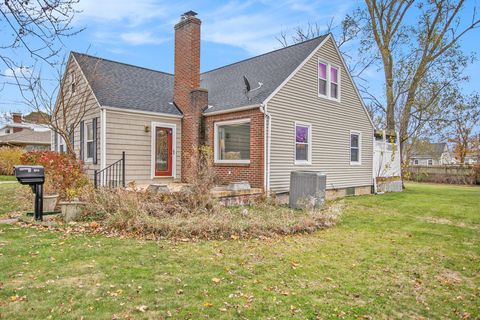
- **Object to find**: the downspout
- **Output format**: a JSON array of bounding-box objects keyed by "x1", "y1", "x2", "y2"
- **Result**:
[{"x1": 260, "y1": 103, "x2": 272, "y2": 193}]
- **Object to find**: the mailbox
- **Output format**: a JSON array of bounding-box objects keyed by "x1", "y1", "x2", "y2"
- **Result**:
[{"x1": 14, "y1": 165, "x2": 45, "y2": 221}]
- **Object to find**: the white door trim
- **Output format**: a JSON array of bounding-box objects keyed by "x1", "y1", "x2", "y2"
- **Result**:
[{"x1": 151, "y1": 122, "x2": 177, "y2": 179}]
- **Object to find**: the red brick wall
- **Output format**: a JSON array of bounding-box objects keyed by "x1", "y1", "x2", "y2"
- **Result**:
[
  {"x1": 173, "y1": 15, "x2": 204, "y2": 183},
  {"x1": 204, "y1": 108, "x2": 264, "y2": 189}
]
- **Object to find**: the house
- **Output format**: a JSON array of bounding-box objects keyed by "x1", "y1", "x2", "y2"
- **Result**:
[
  {"x1": 52, "y1": 11, "x2": 374, "y2": 197},
  {"x1": 0, "y1": 112, "x2": 51, "y2": 150},
  {"x1": 409, "y1": 142, "x2": 453, "y2": 166},
  {"x1": 0, "y1": 112, "x2": 50, "y2": 136},
  {"x1": 0, "y1": 130, "x2": 51, "y2": 151}
]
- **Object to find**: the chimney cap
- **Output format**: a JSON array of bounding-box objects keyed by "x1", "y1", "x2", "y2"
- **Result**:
[{"x1": 182, "y1": 10, "x2": 198, "y2": 19}]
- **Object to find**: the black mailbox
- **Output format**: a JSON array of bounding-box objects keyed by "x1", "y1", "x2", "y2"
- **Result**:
[{"x1": 14, "y1": 165, "x2": 45, "y2": 221}]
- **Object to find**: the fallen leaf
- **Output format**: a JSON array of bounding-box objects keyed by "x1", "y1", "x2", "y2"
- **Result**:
[
  {"x1": 135, "y1": 305, "x2": 148, "y2": 313},
  {"x1": 203, "y1": 302, "x2": 213, "y2": 308},
  {"x1": 212, "y1": 277, "x2": 221, "y2": 284}
]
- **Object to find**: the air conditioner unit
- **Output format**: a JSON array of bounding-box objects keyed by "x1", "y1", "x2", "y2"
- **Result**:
[{"x1": 289, "y1": 171, "x2": 326, "y2": 209}]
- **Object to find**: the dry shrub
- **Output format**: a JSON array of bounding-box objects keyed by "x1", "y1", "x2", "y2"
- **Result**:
[
  {"x1": 0, "y1": 146, "x2": 24, "y2": 175},
  {"x1": 82, "y1": 187, "x2": 341, "y2": 239},
  {"x1": 82, "y1": 147, "x2": 340, "y2": 239}
]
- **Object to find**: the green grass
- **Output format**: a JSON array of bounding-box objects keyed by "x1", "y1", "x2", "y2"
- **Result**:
[
  {"x1": 0, "y1": 183, "x2": 23, "y2": 216},
  {"x1": 0, "y1": 175, "x2": 16, "y2": 182},
  {"x1": 0, "y1": 183, "x2": 479, "y2": 319}
]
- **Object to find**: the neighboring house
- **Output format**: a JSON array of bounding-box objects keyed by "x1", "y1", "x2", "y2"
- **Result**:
[
  {"x1": 0, "y1": 112, "x2": 51, "y2": 150},
  {"x1": 463, "y1": 152, "x2": 479, "y2": 165},
  {"x1": 52, "y1": 11, "x2": 374, "y2": 196},
  {"x1": 0, "y1": 112, "x2": 50, "y2": 136},
  {"x1": 0, "y1": 130, "x2": 51, "y2": 151},
  {"x1": 409, "y1": 142, "x2": 453, "y2": 166}
]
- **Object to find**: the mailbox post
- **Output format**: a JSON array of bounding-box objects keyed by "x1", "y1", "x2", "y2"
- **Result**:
[{"x1": 14, "y1": 165, "x2": 45, "y2": 221}]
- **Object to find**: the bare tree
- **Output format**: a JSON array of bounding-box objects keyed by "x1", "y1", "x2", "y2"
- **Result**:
[
  {"x1": 0, "y1": 0, "x2": 81, "y2": 70},
  {"x1": 363, "y1": 0, "x2": 480, "y2": 142},
  {"x1": 15, "y1": 54, "x2": 100, "y2": 156},
  {"x1": 442, "y1": 93, "x2": 480, "y2": 163}
]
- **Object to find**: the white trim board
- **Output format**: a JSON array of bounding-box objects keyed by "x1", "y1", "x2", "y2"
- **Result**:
[
  {"x1": 102, "y1": 106, "x2": 183, "y2": 119},
  {"x1": 203, "y1": 104, "x2": 260, "y2": 116}
]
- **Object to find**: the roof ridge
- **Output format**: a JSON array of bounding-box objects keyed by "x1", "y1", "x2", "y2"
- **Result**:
[
  {"x1": 71, "y1": 52, "x2": 174, "y2": 76},
  {"x1": 201, "y1": 34, "x2": 328, "y2": 75}
]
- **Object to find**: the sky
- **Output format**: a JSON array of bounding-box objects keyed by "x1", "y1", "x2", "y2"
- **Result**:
[{"x1": 1, "y1": 0, "x2": 480, "y2": 119}]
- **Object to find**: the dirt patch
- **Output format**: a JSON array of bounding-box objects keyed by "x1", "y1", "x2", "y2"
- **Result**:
[
  {"x1": 418, "y1": 216, "x2": 479, "y2": 230},
  {"x1": 435, "y1": 270, "x2": 463, "y2": 285}
]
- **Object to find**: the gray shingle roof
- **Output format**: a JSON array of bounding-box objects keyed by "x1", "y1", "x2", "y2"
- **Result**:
[
  {"x1": 0, "y1": 130, "x2": 51, "y2": 145},
  {"x1": 72, "y1": 53, "x2": 180, "y2": 115},
  {"x1": 202, "y1": 35, "x2": 327, "y2": 113},
  {"x1": 411, "y1": 142, "x2": 448, "y2": 158},
  {"x1": 72, "y1": 34, "x2": 327, "y2": 115}
]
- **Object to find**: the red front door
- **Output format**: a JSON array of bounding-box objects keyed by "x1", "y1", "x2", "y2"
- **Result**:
[{"x1": 155, "y1": 127, "x2": 173, "y2": 176}]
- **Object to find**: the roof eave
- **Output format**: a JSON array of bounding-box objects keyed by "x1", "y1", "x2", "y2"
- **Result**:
[{"x1": 203, "y1": 104, "x2": 261, "y2": 116}]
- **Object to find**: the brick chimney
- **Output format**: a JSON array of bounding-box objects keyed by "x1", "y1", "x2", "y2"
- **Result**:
[
  {"x1": 11, "y1": 112, "x2": 24, "y2": 133},
  {"x1": 173, "y1": 11, "x2": 208, "y2": 183},
  {"x1": 12, "y1": 112, "x2": 22, "y2": 124}
]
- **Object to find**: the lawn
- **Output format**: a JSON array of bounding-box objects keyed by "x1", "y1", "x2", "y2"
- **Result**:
[
  {"x1": 0, "y1": 175, "x2": 16, "y2": 182},
  {"x1": 0, "y1": 183, "x2": 479, "y2": 319},
  {"x1": 0, "y1": 183, "x2": 23, "y2": 216}
]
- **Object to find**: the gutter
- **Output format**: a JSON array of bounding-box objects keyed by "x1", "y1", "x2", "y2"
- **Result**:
[
  {"x1": 203, "y1": 104, "x2": 261, "y2": 116},
  {"x1": 101, "y1": 105, "x2": 183, "y2": 119}
]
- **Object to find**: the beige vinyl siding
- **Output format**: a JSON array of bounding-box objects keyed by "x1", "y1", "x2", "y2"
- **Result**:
[
  {"x1": 267, "y1": 37, "x2": 374, "y2": 193},
  {"x1": 105, "y1": 109, "x2": 182, "y2": 185},
  {"x1": 53, "y1": 55, "x2": 101, "y2": 179}
]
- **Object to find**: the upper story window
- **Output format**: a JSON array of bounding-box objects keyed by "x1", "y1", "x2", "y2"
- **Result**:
[
  {"x1": 70, "y1": 72, "x2": 76, "y2": 94},
  {"x1": 214, "y1": 119, "x2": 250, "y2": 164},
  {"x1": 318, "y1": 60, "x2": 340, "y2": 101},
  {"x1": 350, "y1": 131, "x2": 361, "y2": 165},
  {"x1": 295, "y1": 122, "x2": 312, "y2": 165},
  {"x1": 427, "y1": 159, "x2": 433, "y2": 166}
]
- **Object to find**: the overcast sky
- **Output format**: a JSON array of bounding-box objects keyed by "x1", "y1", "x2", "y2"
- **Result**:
[{"x1": 1, "y1": 0, "x2": 479, "y2": 117}]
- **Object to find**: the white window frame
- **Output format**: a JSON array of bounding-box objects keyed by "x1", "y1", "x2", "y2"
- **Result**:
[
  {"x1": 317, "y1": 59, "x2": 341, "y2": 102},
  {"x1": 427, "y1": 159, "x2": 433, "y2": 166},
  {"x1": 350, "y1": 130, "x2": 362, "y2": 165},
  {"x1": 84, "y1": 120, "x2": 94, "y2": 163},
  {"x1": 214, "y1": 118, "x2": 251, "y2": 164},
  {"x1": 70, "y1": 72, "x2": 76, "y2": 95},
  {"x1": 58, "y1": 134, "x2": 66, "y2": 153},
  {"x1": 150, "y1": 122, "x2": 177, "y2": 179},
  {"x1": 294, "y1": 121, "x2": 312, "y2": 165},
  {"x1": 414, "y1": 159, "x2": 419, "y2": 165}
]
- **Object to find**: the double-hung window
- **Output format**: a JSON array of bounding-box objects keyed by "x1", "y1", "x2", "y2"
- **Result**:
[
  {"x1": 58, "y1": 134, "x2": 65, "y2": 153},
  {"x1": 318, "y1": 60, "x2": 340, "y2": 101},
  {"x1": 350, "y1": 131, "x2": 361, "y2": 165},
  {"x1": 214, "y1": 119, "x2": 250, "y2": 164},
  {"x1": 85, "y1": 121, "x2": 94, "y2": 162},
  {"x1": 70, "y1": 73, "x2": 76, "y2": 94},
  {"x1": 295, "y1": 122, "x2": 312, "y2": 165}
]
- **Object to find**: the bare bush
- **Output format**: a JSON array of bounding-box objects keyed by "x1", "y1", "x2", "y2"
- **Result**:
[{"x1": 81, "y1": 147, "x2": 340, "y2": 239}]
